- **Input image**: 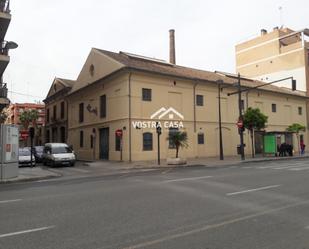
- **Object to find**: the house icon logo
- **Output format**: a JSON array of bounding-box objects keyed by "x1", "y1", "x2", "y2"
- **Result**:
[{"x1": 150, "y1": 107, "x2": 184, "y2": 120}]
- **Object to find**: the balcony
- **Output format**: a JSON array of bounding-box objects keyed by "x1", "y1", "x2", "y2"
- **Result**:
[
  {"x1": 0, "y1": 0, "x2": 10, "y2": 13},
  {"x1": 0, "y1": 82, "x2": 9, "y2": 111},
  {"x1": 0, "y1": 46, "x2": 9, "y2": 77},
  {"x1": 0, "y1": 0, "x2": 11, "y2": 41}
]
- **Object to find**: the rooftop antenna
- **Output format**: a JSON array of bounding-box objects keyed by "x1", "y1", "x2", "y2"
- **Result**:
[{"x1": 279, "y1": 6, "x2": 284, "y2": 28}]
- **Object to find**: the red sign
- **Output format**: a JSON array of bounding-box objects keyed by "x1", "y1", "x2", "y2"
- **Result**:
[
  {"x1": 237, "y1": 120, "x2": 243, "y2": 128},
  {"x1": 20, "y1": 130, "x2": 29, "y2": 140},
  {"x1": 115, "y1": 129, "x2": 123, "y2": 137}
]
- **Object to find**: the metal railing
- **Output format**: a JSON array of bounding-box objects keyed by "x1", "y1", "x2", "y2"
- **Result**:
[
  {"x1": 0, "y1": 0, "x2": 10, "y2": 13},
  {"x1": 1, "y1": 41, "x2": 9, "y2": 55}
]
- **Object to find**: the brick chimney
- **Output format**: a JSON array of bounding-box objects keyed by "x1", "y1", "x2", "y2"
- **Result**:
[{"x1": 169, "y1": 29, "x2": 176, "y2": 64}]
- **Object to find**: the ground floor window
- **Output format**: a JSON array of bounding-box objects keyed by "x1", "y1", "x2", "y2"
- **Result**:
[
  {"x1": 143, "y1": 132, "x2": 153, "y2": 151},
  {"x1": 198, "y1": 133, "x2": 204, "y2": 144}
]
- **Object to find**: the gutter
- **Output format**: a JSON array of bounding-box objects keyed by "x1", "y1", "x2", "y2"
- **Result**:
[{"x1": 193, "y1": 81, "x2": 198, "y2": 132}]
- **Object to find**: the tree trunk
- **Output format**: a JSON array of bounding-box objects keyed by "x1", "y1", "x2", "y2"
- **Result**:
[
  {"x1": 297, "y1": 133, "x2": 300, "y2": 155},
  {"x1": 250, "y1": 129, "x2": 255, "y2": 158},
  {"x1": 176, "y1": 146, "x2": 179, "y2": 158}
]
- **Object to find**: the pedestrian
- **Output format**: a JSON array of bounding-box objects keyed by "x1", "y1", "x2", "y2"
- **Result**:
[
  {"x1": 300, "y1": 141, "x2": 306, "y2": 155},
  {"x1": 286, "y1": 143, "x2": 293, "y2": 156}
]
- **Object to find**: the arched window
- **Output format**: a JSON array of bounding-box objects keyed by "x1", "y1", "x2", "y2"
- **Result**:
[{"x1": 143, "y1": 132, "x2": 153, "y2": 151}]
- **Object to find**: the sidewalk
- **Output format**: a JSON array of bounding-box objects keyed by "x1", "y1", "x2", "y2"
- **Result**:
[
  {"x1": 0, "y1": 166, "x2": 61, "y2": 184},
  {"x1": 2, "y1": 154, "x2": 309, "y2": 184},
  {"x1": 85, "y1": 153, "x2": 309, "y2": 171}
]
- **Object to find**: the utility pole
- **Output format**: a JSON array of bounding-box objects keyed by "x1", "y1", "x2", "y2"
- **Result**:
[
  {"x1": 218, "y1": 84, "x2": 224, "y2": 160},
  {"x1": 156, "y1": 122, "x2": 162, "y2": 165},
  {"x1": 237, "y1": 73, "x2": 245, "y2": 160},
  {"x1": 29, "y1": 127, "x2": 35, "y2": 167}
]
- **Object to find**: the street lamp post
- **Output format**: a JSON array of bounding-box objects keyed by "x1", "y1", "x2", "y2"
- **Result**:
[
  {"x1": 218, "y1": 83, "x2": 224, "y2": 160},
  {"x1": 156, "y1": 122, "x2": 162, "y2": 165},
  {"x1": 237, "y1": 73, "x2": 245, "y2": 160}
]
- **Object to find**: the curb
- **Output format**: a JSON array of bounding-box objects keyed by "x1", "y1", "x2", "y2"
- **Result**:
[
  {"x1": 84, "y1": 156, "x2": 309, "y2": 172},
  {"x1": 0, "y1": 174, "x2": 61, "y2": 184},
  {"x1": 240, "y1": 155, "x2": 309, "y2": 164}
]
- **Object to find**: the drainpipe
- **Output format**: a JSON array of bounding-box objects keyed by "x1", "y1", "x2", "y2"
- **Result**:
[
  {"x1": 65, "y1": 99, "x2": 69, "y2": 143},
  {"x1": 246, "y1": 91, "x2": 249, "y2": 110},
  {"x1": 128, "y1": 72, "x2": 132, "y2": 162},
  {"x1": 193, "y1": 81, "x2": 198, "y2": 132}
]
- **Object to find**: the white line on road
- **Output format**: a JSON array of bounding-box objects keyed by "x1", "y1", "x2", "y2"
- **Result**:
[
  {"x1": 121, "y1": 199, "x2": 309, "y2": 249},
  {"x1": 0, "y1": 199, "x2": 22, "y2": 204},
  {"x1": 162, "y1": 176, "x2": 213, "y2": 183},
  {"x1": 226, "y1": 185, "x2": 281, "y2": 196},
  {"x1": 0, "y1": 226, "x2": 55, "y2": 239}
]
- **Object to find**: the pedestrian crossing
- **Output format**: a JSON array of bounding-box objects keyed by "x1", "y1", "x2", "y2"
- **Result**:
[{"x1": 243, "y1": 161, "x2": 309, "y2": 172}]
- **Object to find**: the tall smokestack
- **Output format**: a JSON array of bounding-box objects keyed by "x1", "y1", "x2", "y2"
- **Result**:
[{"x1": 169, "y1": 29, "x2": 176, "y2": 64}]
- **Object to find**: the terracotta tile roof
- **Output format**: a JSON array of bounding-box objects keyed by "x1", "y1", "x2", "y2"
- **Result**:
[
  {"x1": 57, "y1": 78, "x2": 75, "y2": 88},
  {"x1": 94, "y1": 48, "x2": 307, "y2": 98}
]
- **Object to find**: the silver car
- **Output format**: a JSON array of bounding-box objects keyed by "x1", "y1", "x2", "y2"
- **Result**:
[
  {"x1": 18, "y1": 147, "x2": 36, "y2": 167},
  {"x1": 43, "y1": 143, "x2": 76, "y2": 167}
]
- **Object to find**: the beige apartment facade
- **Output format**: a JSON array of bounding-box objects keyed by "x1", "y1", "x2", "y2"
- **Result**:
[
  {"x1": 236, "y1": 27, "x2": 309, "y2": 92},
  {"x1": 64, "y1": 48, "x2": 308, "y2": 162}
]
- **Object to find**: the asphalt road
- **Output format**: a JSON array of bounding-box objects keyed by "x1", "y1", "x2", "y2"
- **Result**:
[{"x1": 1, "y1": 159, "x2": 309, "y2": 249}]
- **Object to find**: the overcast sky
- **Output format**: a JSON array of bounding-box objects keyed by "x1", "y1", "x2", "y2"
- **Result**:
[{"x1": 4, "y1": 0, "x2": 309, "y2": 103}]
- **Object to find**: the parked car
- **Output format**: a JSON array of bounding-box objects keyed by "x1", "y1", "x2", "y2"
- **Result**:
[
  {"x1": 33, "y1": 146, "x2": 44, "y2": 163},
  {"x1": 18, "y1": 147, "x2": 36, "y2": 167},
  {"x1": 43, "y1": 143, "x2": 76, "y2": 167}
]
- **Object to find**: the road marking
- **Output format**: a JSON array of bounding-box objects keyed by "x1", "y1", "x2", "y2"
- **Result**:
[
  {"x1": 226, "y1": 185, "x2": 281, "y2": 196},
  {"x1": 0, "y1": 226, "x2": 55, "y2": 239},
  {"x1": 122, "y1": 200, "x2": 309, "y2": 249},
  {"x1": 0, "y1": 199, "x2": 22, "y2": 204},
  {"x1": 162, "y1": 176, "x2": 213, "y2": 183}
]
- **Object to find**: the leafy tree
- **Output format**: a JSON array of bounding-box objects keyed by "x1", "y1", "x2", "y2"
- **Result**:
[
  {"x1": 286, "y1": 123, "x2": 306, "y2": 155},
  {"x1": 167, "y1": 131, "x2": 188, "y2": 158},
  {"x1": 0, "y1": 111, "x2": 7, "y2": 124},
  {"x1": 243, "y1": 107, "x2": 268, "y2": 158},
  {"x1": 19, "y1": 109, "x2": 39, "y2": 130}
]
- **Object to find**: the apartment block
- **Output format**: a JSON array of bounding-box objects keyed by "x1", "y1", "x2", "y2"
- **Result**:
[{"x1": 236, "y1": 27, "x2": 309, "y2": 92}]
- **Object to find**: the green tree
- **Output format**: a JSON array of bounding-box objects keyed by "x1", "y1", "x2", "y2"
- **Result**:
[
  {"x1": 0, "y1": 111, "x2": 7, "y2": 124},
  {"x1": 167, "y1": 131, "x2": 188, "y2": 158},
  {"x1": 286, "y1": 123, "x2": 306, "y2": 155},
  {"x1": 243, "y1": 107, "x2": 268, "y2": 158},
  {"x1": 19, "y1": 109, "x2": 39, "y2": 130}
]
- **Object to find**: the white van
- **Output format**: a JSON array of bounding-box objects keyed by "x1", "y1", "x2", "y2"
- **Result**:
[{"x1": 43, "y1": 143, "x2": 76, "y2": 167}]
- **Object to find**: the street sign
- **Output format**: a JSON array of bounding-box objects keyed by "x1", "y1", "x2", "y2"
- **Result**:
[{"x1": 115, "y1": 129, "x2": 123, "y2": 137}]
